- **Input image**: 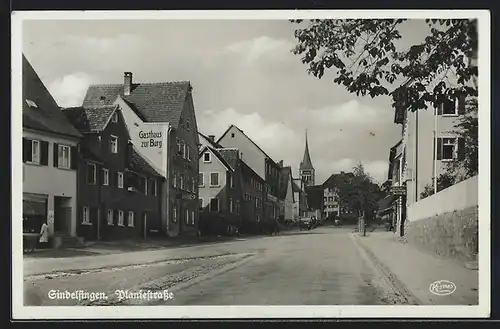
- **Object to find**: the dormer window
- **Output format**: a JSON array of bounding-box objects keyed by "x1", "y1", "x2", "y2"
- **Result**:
[
  {"x1": 203, "y1": 152, "x2": 211, "y2": 163},
  {"x1": 111, "y1": 112, "x2": 118, "y2": 123},
  {"x1": 25, "y1": 99, "x2": 38, "y2": 108}
]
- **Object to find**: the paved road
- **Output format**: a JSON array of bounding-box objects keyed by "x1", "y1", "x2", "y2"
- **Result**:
[{"x1": 24, "y1": 227, "x2": 400, "y2": 306}]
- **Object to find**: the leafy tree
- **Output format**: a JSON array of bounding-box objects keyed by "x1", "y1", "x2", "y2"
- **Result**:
[
  {"x1": 290, "y1": 19, "x2": 477, "y2": 112},
  {"x1": 420, "y1": 172, "x2": 456, "y2": 199},
  {"x1": 444, "y1": 98, "x2": 478, "y2": 180},
  {"x1": 335, "y1": 163, "x2": 382, "y2": 220}
]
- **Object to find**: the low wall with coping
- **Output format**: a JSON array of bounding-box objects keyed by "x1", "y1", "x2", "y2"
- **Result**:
[{"x1": 404, "y1": 176, "x2": 478, "y2": 262}]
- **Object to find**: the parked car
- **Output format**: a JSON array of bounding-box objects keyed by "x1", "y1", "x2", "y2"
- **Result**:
[{"x1": 298, "y1": 217, "x2": 313, "y2": 231}]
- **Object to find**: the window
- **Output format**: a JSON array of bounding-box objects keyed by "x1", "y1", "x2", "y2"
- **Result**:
[
  {"x1": 186, "y1": 146, "x2": 191, "y2": 161},
  {"x1": 442, "y1": 98, "x2": 458, "y2": 116},
  {"x1": 117, "y1": 172, "x2": 124, "y2": 188},
  {"x1": 199, "y1": 198, "x2": 204, "y2": 210},
  {"x1": 172, "y1": 172, "x2": 177, "y2": 187},
  {"x1": 107, "y1": 209, "x2": 114, "y2": 225},
  {"x1": 186, "y1": 119, "x2": 191, "y2": 130},
  {"x1": 210, "y1": 172, "x2": 219, "y2": 187},
  {"x1": 180, "y1": 174, "x2": 184, "y2": 190},
  {"x1": 256, "y1": 214, "x2": 260, "y2": 222},
  {"x1": 128, "y1": 211, "x2": 135, "y2": 227},
  {"x1": 231, "y1": 133, "x2": 235, "y2": 138},
  {"x1": 144, "y1": 178, "x2": 148, "y2": 195},
  {"x1": 328, "y1": 197, "x2": 334, "y2": 202},
  {"x1": 210, "y1": 198, "x2": 219, "y2": 212},
  {"x1": 203, "y1": 152, "x2": 211, "y2": 163},
  {"x1": 183, "y1": 144, "x2": 187, "y2": 158},
  {"x1": 86, "y1": 163, "x2": 96, "y2": 185},
  {"x1": 324, "y1": 197, "x2": 327, "y2": 203},
  {"x1": 102, "y1": 169, "x2": 109, "y2": 186},
  {"x1": 58, "y1": 145, "x2": 71, "y2": 169},
  {"x1": 31, "y1": 140, "x2": 40, "y2": 164},
  {"x1": 111, "y1": 112, "x2": 118, "y2": 123},
  {"x1": 229, "y1": 173, "x2": 234, "y2": 188},
  {"x1": 82, "y1": 206, "x2": 90, "y2": 225},
  {"x1": 110, "y1": 135, "x2": 118, "y2": 154},
  {"x1": 118, "y1": 210, "x2": 124, "y2": 226},
  {"x1": 441, "y1": 138, "x2": 457, "y2": 161},
  {"x1": 191, "y1": 211, "x2": 195, "y2": 225},
  {"x1": 236, "y1": 202, "x2": 240, "y2": 214},
  {"x1": 173, "y1": 205, "x2": 177, "y2": 222},
  {"x1": 229, "y1": 199, "x2": 233, "y2": 213},
  {"x1": 153, "y1": 179, "x2": 158, "y2": 196},
  {"x1": 186, "y1": 209, "x2": 190, "y2": 225},
  {"x1": 177, "y1": 139, "x2": 183, "y2": 155},
  {"x1": 192, "y1": 180, "x2": 196, "y2": 193}
]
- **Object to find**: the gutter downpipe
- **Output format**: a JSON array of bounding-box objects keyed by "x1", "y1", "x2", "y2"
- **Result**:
[{"x1": 165, "y1": 125, "x2": 173, "y2": 236}]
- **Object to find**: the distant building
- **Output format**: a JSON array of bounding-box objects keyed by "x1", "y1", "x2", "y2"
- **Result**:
[
  {"x1": 305, "y1": 184, "x2": 324, "y2": 220},
  {"x1": 82, "y1": 72, "x2": 200, "y2": 237},
  {"x1": 198, "y1": 132, "x2": 221, "y2": 151},
  {"x1": 292, "y1": 178, "x2": 308, "y2": 219},
  {"x1": 278, "y1": 166, "x2": 295, "y2": 223},
  {"x1": 299, "y1": 130, "x2": 315, "y2": 188},
  {"x1": 321, "y1": 172, "x2": 355, "y2": 220},
  {"x1": 22, "y1": 55, "x2": 82, "y2": 244}
]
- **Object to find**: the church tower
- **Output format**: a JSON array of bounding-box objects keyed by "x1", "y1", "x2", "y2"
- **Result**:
[{"x1": 299, "y1": 129, "x2": 315, "y2": 187}]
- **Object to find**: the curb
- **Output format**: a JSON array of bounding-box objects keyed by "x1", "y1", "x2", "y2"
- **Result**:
[{"x1": 349, "y1": 233, "x2": 422, "y2": 305}]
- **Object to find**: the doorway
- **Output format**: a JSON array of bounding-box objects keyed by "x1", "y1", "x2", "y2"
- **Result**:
[{"x1": 54, "y1": 196, "x2": 72, "y2": 234}]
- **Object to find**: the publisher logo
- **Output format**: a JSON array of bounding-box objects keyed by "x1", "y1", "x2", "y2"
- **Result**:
[{"x1": 429, "y1": 280, "x2": 456, "y2": 296}]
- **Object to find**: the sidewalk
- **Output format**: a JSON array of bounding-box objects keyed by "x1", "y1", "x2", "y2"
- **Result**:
[{"x1": 353, "y1": 231, "x2": 479, "y2": 305}]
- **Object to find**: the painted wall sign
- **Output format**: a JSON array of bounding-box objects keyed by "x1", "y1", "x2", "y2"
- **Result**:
[{"x1": 139, "y1": 130, "x2": 163, "y2": 148}]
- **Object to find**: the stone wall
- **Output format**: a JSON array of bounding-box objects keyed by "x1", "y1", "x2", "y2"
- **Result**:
[{"x1": 404, "y1": 206, "x2": 478, "y2": 262}]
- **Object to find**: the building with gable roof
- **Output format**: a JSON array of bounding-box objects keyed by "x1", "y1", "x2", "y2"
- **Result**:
[
  {"x1": 63, "y1": 105, "x2": 163, "y2": 241},
  {"x1": 216, "y1": 125, "x2": 280, "y2": 224},
  {"x1": 278, "y1": 166, "x2": 295, "y2": 223},
  {"x1": 198, "y1": 144, "x2": 265, "y2": 235},
  {"x1": 82, "y1": 72, "x2": 200, "y2": 237},
  {"x1": 22, "y1": 55, "x2": 82, "y2": 242}
]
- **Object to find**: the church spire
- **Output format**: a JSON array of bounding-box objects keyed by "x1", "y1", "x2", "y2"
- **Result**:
[{"x1": 300, "y1": 129, "x2": 314, "y2": 170}]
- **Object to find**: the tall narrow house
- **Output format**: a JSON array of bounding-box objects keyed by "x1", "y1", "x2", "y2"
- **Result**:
[
  {"x1": 82, "y1": 72, "x2": 200, "y2": 237},
  {"x1": 22, "y1": 55, "x2": 82, "y2": 244}
]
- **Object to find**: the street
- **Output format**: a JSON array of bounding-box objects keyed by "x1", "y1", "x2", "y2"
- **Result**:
[{"x1": 24, "y1": 226, "x2": 406, "y2": 306}]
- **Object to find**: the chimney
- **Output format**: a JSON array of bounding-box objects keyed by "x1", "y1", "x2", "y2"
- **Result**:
[
  {"x1": 279, "y1": 160, "x2": 283, "y2": 167},
  {"x1": 208, "y1": 135, "x2": 215, "y2": 142},
  {"x1": 124, "y1": 72, "x2": 133, "y2": 96}
]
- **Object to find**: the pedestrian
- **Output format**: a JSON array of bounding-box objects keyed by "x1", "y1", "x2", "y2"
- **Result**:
[{"x1": 39, "y1": 220, "x2": 49, "y2": 249}]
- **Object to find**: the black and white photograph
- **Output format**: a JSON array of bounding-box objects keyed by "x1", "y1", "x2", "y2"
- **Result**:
[{"x1": 12, "y1": 10, "x2": 490, "y2": 319}]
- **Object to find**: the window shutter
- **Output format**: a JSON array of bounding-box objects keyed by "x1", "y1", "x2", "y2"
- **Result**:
[
  {"x1": 23, "y1": 138, "x2": 32, "y2": 162},
  {"x1": 458, "y1": 95, "x2": 466, "y2": 115},
  {"x1": 53, "y1": 143, "x2": 59, "y2": 167},
  {"x1": 436, "y1": 138, "x2": 443, "y2": 160},
  {"x1": 70, "y1": 146, "x2": 78, "y2": 169},
  {"x1": 457, "y1": 137, "x2": 466, "y2": 160},
  {"x1": 40, "y1": 141, "x2": 49, "y2": 165}
]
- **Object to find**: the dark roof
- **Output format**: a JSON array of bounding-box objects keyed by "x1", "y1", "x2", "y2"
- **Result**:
[
  {"x1": 217, "y1": 125, "x2": 278, "y2": 165},
  {"x1": 240, "y1": 158, "x2": 264, "y2": 182},
  {"x1": 305, "y1": 185, "x2": 324, "y2": 210},
  {"x1": 199, "y1": 146, "x2": 234, "y2": 172},
  {"x1": 82, "y1": 80, "x2": 192, "y2": 128},
  {"x1": 300, "y1": 130, "x2": 314, "y2": 170},
  {"x1": 278, "y1": 166, "x2": 292, "y2": 200},
  {"x1": 129, "y1": 146, "x2": 162, "y2": 176},
  {"x1": 62, "y1": 105, "x2": 118, "y2": 133},
  {"x1": 218, "y1": 148, "x2": 239, "y2": 171},
  {"x1": 322, "y1": 172, "x2": 355, "y2": 188},
  {"x1": 22, "y1": 55, "x2": 81, "y2": 139},
  {"x1": 199, "y1": 132, "x2": 222, "y2": 148}
]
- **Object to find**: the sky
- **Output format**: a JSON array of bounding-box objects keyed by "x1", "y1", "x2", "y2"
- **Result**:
[{"x1": 22, "y1": 18, "x2": 429, "y2": 184}]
